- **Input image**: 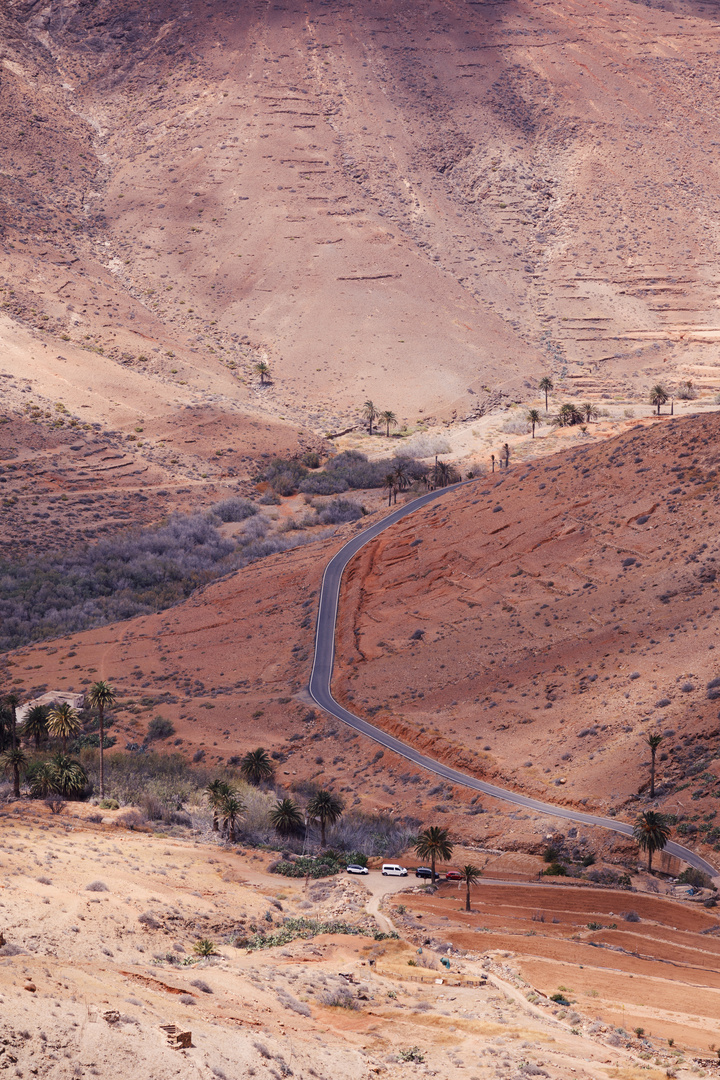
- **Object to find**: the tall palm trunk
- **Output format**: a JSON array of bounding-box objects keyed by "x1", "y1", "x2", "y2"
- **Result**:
[
  {"x1": 650, "y1": 746, "x2": 656, "y2": 799},
  {"x1": 465, "y1": 880, "x2": 471, "y2": 912},
  {"x1": 12, "y1": 763, "x2": 20, "y2": 798},
  {"x1": 431, "y1": 854, "x2": 436, "y2": 883},
  {"x1": 98, "y1": 703, "x2": 105, "y2": 797}
]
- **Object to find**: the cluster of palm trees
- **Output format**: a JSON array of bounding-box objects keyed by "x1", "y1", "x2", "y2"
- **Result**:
[
  {"x1": 413, "y1": 826, "x2": 482, "y2": 912},
  {"x1": 0, "y1": 681, "x2": 116, "y2": 800},
  {"x1": 381, "y1": 458, "x2": 459, "y2": 505},
  {"x1": 205, "y1": 746, "x2": 345, "y2": 847},
  {"x1": 361, "y1": 400, "x2": 398, "y2": 437}
]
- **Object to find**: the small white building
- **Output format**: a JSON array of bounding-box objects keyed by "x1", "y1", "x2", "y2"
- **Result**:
[{"x1": 16, "y1": 691, "x2": 85, "y2": 724}]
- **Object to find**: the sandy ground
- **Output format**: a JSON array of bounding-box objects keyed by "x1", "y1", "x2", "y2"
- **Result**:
[{"x1": 0, "y1": 805, "x2": 703, "y2": 1079}]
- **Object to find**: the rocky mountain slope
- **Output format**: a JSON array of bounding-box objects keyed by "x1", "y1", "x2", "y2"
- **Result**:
[
  {"x1": 4, "y1": 411, "x2": 720, "y2": 867},
  {"x1": 333, "y1": 411, "x2": 720, "y2": 842},
  {"x1": 3, "y1": 0, "x2": 720, "y2": 440}
]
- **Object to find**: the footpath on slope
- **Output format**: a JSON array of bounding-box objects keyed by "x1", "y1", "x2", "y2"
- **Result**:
[{"x1": 308, "y1": 482, "x2": 719, "y2": 882}]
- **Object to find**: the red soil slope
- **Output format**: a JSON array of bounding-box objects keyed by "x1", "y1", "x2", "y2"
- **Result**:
[{"x1": 333, "y1": 412, "x2": 720, "y2": 840}]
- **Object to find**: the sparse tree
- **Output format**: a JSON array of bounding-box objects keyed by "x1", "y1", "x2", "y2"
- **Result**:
[
  {"x1": 491, "y1": 453, "x2": 496, "y2": 473},
  {"x1": 205, "y1": 779, "x2": 232, "y2": 832},
  {"x1": 379, "y1": 410, "x2": 398, "y2": 437},
  {"x1": 633, "y1": 810, "x2": 671, "y2": 873},
  {"x1": 460, "y1": 863, "x2": 483, "y2": 912},
  {"x1": 503, "y1": 442, "x2": 510, "y2": 468},
  {"x1": 220, "y1": 790, "x2": 245, "y2": 843},
  {"x1": 88, "y1": 681, "x2": 116, "y2": 798},
  {"x1": 46, "y1": 703, "x2": 81, "y2": 754},
  {"x1": 650, "y1": 384, "x2": 668, "y2": 415},
  {"x1": 1, "y1": 746, "x2": 27, "y2": 798},
  {"x1": 382, "y1": 473, "x2": 396, "y2": 506},
  {"x1": 527, "y1": 409, "x2": 541, "y2": 438},
  {"x1": 22, "y1": 705, "x2": 49, "y2": 750},
  {"x1": 240, "y1": 747, "x2": 274, "y2": 786},
  {"x1": 393, "y1": 461, "x2": 410, "y2": 491},
  {"x1": 361, "y1": 400, "x2": 378, "y2": 435},
  {"x1": 646, "y1": 733, "x2": 664, "y2": 799},
  {"x1": 414, "y1": 825, "x2": 454, "y2": 883},
  {"x1": 270, "y1": 797, "x2": 304, "y2": 837},
  {"x1": 307, "y1": 789, "x2": 345, "y2": 848},
  {"x1": 539, "y1": 376, "x2": 554, "y2": 411},
  {"x1": 254, "y1": 360, "x2": 270, "y2": 384}
]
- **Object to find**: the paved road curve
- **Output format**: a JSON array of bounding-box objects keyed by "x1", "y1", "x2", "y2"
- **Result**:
[{"x1": 308, "y1": 482, "x2": 718, "y2": 880}]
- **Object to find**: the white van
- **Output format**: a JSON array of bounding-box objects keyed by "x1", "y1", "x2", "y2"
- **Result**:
[{"x1": 382, "y1": 863, "x2": 408, "y2": 876}]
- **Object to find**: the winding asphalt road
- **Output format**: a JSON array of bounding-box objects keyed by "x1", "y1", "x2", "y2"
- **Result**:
[{"x1": 308, "y1": 483, "x2": 718, "y2": 880}]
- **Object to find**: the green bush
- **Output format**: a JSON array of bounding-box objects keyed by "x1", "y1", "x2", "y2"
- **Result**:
[
  {"x1": 677, "y1": 867, "x2": 715, "y2": 890},
  {"x1": 146, "y1": 716, "x2": 175, "y2": 741},
  {"x1": 543, "y1": 862, "x2": 567, "y2": 877}
]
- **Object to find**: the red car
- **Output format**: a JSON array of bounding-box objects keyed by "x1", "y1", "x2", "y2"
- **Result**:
[{"x1": 444, "y1": 870, "x2": 463, "y2": 881}]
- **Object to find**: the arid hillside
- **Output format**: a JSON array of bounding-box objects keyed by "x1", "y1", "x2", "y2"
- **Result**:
[
  {"x1": 4, "y1": 411, "x2": 720, "y2": 871},
  {"x1": 3, "y1": 808, "x2": 710, "y2": 1076},
  {"x1": 332, "y1": 411, "x2": 720, "y2": 850},
  {"x1": 4, "y1": 0, "x2": 720, "y2": 441}
]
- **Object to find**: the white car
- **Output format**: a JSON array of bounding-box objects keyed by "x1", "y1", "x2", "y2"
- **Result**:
[
  {"x1": 346, "y1": 864, "x2": 369, "y2": 875},
  {"x1": 382, "y1": 863, "x2": 408, "y2": 877}
]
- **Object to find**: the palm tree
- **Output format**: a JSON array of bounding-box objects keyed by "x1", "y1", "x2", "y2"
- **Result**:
[
  {"x1": 270, "y1": 797, "x2": 304, "y2": 837},
  {"x1": 220, "y1": 790, "x2": 245, "y2": 843},
  {"x1": 581, "y1": 402, "x2": 599, "y2": 423},
  {"x1": 87, "y1": 681, "x2": 116, "y2": 797},
  {"x1": 491, "y1": 453, "x2": 496, "y2": 473},
  {"x1": 1, "y1": 746, "x2": 27, "y2": 798},
  {"x1": 47, "y1": 753, "x2": 87, "y2": 798},
  {"x1": 393, "y1": 461, "x2": 410, "y2": 491},
  {"x1": 436, "y1": 461, "x2": 452, "y2": 488},
  {"x1": 414, "y1": 826, "x2": 454, "y2": 883},
  {"x1": 46, "y1": 703, "x2": 81, "y2": 754},
  {"x1": 539, "y1": 376, "x2": 554, "y2": 411},
  {"x1": 382, "y1": 473, "x2": 396, "y2": 506},
  {"x1": 240, "y1": 747, "x2": 274, "y2": 786},
  {"x1": 503, "y1": 443, "x2": 510, "y2": 468},
  {"x1": 307, "y1": 789, "x2": 345, "y2": 848},
  {"x1": 646, "y1": 733, "x2": 664, "y2": 799},
  {"x1": 460, "y1": 864, "x2": 483, "y2": 912},
  {"x1": 527, "y1": 409, "x2": 541, "y2": 438},
  {"x1": 27, "y1": 760, "x2": 57, "y2": 799},
  {"x1": 5, "y1": 692, "x2": 20, "y2": 750},
  {"x1": 552, "y1": 402, "x2": 584, "y2": 428},
  {"x1": 205, "y1": 779, "x2": 232, "y2": 831},
  {"x1": 361, "y1": 400, "x2": 378, "y2": 435},
  {"x1": 22, "y1": 705, "x2": 49, "y2": 750},
  {"x1": 254, "y1": 360, "x2": 270, "y2": 384},
  {"x1": 650, "y1": 384, "x2": 668, "y2": 415},
  {"x1": 633, "y1": 810, "x2": 671, "y2": 872},
  {"x1": 379, "y1": 410, "x2": 398, "y2": 437}
]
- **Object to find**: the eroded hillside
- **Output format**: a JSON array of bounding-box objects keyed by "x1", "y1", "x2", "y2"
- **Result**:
[
  {"x1": 332, "y1": 411, "x2": 720, "y2": 850},
  {"x1": 4, "y1": 0, "x2": 720, "y2": 440}
]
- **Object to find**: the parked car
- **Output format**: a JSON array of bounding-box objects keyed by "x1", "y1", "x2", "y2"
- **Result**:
[
  {"x1": 444, "y1": 870, "x2": 463, "y2": 881},
  {"x1": 382, "y1": 863, "x2": 408, "y2": 876},
  {"x1": 415, "y1": 867, "x2": 434, "y2": 879},
  {"x1": 346, "y1": 864, "x2": 369, "y2": 875}
]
